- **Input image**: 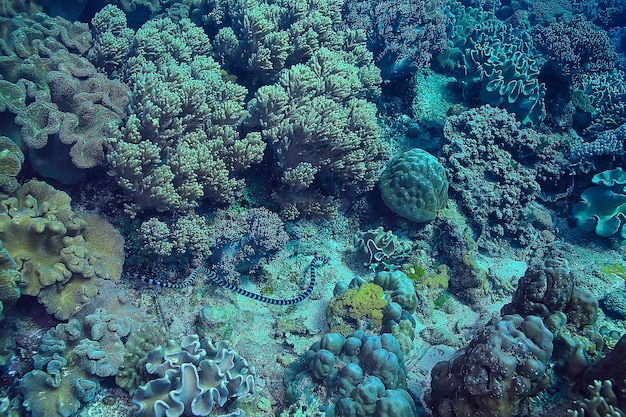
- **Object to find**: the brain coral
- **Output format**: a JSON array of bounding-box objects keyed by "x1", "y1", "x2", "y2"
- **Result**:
[
  {"x1": 0, "y1": 180, "x2": 124, "y2": 319},
  {"x1": 133, "y1": 334, "x2": 256, "y2": 417},
  {"x1": 378, "y1": 148, "x2": 448, "y2": 223}
]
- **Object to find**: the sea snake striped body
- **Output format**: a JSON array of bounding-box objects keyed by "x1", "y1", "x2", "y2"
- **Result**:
[{"x1": 140, "y1": 255, "x2": 328, "y2": 305}]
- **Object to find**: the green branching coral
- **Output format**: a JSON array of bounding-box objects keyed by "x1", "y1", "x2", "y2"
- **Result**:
[
  {"x1": 247, "y1": 46, "x2": 388, "y2": 219},
  {"x1": 105, "y1": 16, "x2": 265, "y2": 214},
  {"x1": 209, "y1": 0, "x2": 346, "y2": 85}
]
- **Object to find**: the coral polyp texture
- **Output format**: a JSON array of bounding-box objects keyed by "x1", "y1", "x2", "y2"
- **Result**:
[
  {"x1": 428, "y1": 314, "x2": 554, "y2": 417},
  {"x1": 133, "y1": 334, "x2": 256, "y2": 417},
  {"x1": 378, "y1": 148, "x2": 448, "y2": 223}
]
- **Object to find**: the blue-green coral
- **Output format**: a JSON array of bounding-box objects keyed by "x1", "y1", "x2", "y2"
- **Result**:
[
  {"x1": 104, "y1": 14, "x2": 265, "y2": 214},
  {"x1": 378, "y1": 148, "x2": 448, "y2": 223},
  {"x1": 284, "y1": 331, "x2": 417, "y2": 417},
  {"x1": 459, "y1": 23, "x2": 546, "y2": 126},
  {"x1": 133, "y1": 334, "x2": 255, "y2": 417},
  {"x1": 573, "y1": 167, "x2": 626, "y2": 239}
]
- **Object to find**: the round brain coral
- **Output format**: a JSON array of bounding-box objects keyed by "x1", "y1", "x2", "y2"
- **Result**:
[{"x1": 378, "y1": 148, "x2": 448, "y2": 223}]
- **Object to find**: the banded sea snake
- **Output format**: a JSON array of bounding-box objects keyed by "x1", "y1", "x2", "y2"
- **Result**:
[{"x1": 140, "y1": 255, "x2": 328, "y2": 305}]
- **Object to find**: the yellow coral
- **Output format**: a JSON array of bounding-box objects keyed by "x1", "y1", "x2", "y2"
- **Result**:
[
  {"x1": 329, "y1": 283, "x2": 387, "y2": 328},
  {"x1": 0, "y1": 180, "x2": 124, "y2": 319}
]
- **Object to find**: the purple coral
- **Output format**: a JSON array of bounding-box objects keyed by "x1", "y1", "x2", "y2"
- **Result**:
[
  {"x1": 211, "y1": 208, "x2": 289, "y2": 283},
  {"x1": 344, "y1": 0, "x2": 449, "y2": 79}
]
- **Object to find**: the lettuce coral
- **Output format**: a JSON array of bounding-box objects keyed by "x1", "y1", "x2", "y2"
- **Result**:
[
  {"x1": 573, "y1": 167, "x2": 626, "y2": 239},
  {"x1": 133, "y1": 334, "x2": 256, "y2": 417},
  {"x1": 459, "y1": 22, "x2": 546, "y2": 127}
]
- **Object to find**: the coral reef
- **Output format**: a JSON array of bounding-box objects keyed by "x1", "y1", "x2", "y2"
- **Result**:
[
  {"x1": 207, "y1": 0, "x2": 346, "y2": 85},
  {"x1": 0, "y1": 180, "x2": 124, "y2": 319},
  {"x1": 133, "y1": 334, "x2": 255, "y2": 417},
  {"x1": 378, "y1": 148, "x2": 448, "y2": 223},
  {"x1": 0, "y1": 241, "x2": 20, "y2": 321},
  {"x1": 571, "y1": 70, "x2": 626, "y2": 133},
  {"x1": 428, "y1": 314, "x2": 554, "y2": 417},
  {"x1": 354, "y1": 226, "x2": 412, "y2": 271},
  {"x1": 284, "y1": 331, "x2": 417, "y2": 416},
  {"x1": 210, "y1": 207, "x2": 289, "y2": 283},
  {"x1": 105, "y1": 15, "x2": 265, "y2": 214},
  {"x1": 442, "y1": 105, "x2": 557, "y2": 252},
  {"x1": 534, "y1": 15, "x2": 616, "y2": 78},
  {"x1": 21, "y1": 281, "x2": 143, "y2": 417},
  {"x1": 115, "y1": 322, "x2": 168, "y2": 396},
  {"x1": 139, "y1": 214, "x2": 212, "y2": 261}
]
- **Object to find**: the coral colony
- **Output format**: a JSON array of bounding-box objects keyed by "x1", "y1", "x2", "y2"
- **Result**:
[{"x1": 1, "y1": 1, "x2": 626, "y2": 417}]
